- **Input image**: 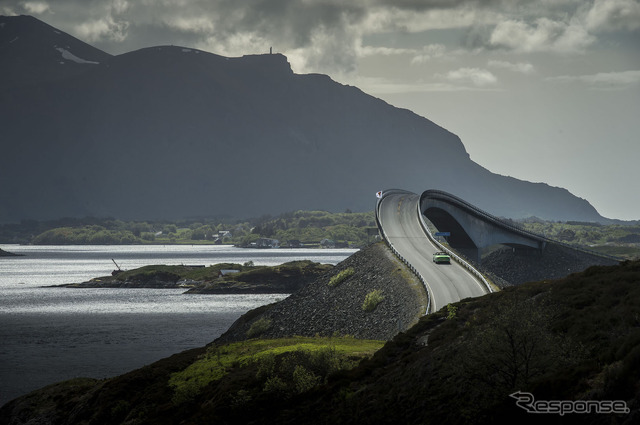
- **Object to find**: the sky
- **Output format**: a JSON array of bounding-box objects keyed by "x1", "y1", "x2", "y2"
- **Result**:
[{"x1": 3, "y1": 0, "x2": 640, "y2": 220}]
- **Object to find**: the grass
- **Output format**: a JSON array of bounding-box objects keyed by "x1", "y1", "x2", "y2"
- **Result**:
[
  {"x1": 362, "y1": 289, "x2": 384, "y2": 311},
  {"x1": 328, "y1": 267, "x2": 355, "y2": 287},
  {"x1": 168, "y1": 336, "x2": 384, "y2": 404},
  {"x1": 246, "y1": 317, "x2": 272, "y2": 338}
]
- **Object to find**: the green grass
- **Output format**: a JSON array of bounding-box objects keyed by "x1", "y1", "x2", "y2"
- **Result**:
[
  {"x1": 328, "y1": 267, "x2": 355, "y2": 287},
  {"x1": 168, "y1": 336, "x2": 384, "y2": 404},
  {"x1": 246, "y1": 317, "x2": 272, "y2": 338},
  {"x1": 362, "y1": 289, "x2": 384, "y2": 312}
]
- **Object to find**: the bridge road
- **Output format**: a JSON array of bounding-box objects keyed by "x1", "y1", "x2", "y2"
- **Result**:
[{"x1": 378, "y1": 191, "x2": 488, "y2": 313}]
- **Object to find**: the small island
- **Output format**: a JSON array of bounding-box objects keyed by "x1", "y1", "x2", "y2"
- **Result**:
[{"x1": 57, "y1": 260, "x2": 334, "y2": 294}]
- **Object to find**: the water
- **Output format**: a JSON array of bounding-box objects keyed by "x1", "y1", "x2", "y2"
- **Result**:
[{"x1": 0, "y1": 245, "x2": 355, "y2": 406}]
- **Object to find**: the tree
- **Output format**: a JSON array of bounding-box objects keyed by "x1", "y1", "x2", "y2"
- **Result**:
[{"x1": 453, "y1": 292, "x2": 581, "y2": 405}]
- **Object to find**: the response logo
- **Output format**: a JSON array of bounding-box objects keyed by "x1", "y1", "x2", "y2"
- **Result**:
[{"x1": 510, "y1": 391, "x2": 630, "y2": 416}]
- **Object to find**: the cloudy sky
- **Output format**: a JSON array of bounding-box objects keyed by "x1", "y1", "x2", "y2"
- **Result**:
[{"x1": 3, "y1": 0, "x2": 640, "y2": 220}]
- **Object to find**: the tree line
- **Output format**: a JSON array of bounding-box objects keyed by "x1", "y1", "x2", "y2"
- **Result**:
[{"x1": 0, "y1": 210, "x2": 378, "y2": 247}]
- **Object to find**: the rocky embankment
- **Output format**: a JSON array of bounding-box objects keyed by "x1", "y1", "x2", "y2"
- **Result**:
[
  {"x1": 475, "y1": 243, "x2": 620, "y2": 287},
  {"x1": 217, "y1": 242, "x2": 428, "y2": 342}
]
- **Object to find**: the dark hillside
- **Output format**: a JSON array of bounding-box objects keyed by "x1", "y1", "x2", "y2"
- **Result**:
[{"x1": 279, "y1": 260, "x2": 640, "y2": 425}]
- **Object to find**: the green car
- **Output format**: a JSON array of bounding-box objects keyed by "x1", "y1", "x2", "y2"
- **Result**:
[{"x1": 433, "y1": 251, "x2": 451, "y2": 264}]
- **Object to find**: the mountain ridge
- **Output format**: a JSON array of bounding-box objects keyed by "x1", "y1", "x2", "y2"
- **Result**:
[{"x1": 0, "y1": 15, "x2": 609, "y2": 223}]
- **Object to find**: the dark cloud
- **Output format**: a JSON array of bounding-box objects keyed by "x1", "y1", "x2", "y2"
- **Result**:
[{"x1": 1, "y1": 0, "x2": 638, "y2": 73}]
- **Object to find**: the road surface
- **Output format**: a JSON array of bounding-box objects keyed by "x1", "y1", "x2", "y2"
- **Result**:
[{"x1": 377, "y1": 190, "x2": 488, "y2": 313}]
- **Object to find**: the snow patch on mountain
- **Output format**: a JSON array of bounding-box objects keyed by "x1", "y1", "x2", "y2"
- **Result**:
[{"x1": 54, "y1": 47, "x2": 99, "y2": 65}]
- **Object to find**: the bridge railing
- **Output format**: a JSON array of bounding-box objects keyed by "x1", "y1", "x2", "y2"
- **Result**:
[
  {"x1": 376, "y1": 189, "x2": 432, "y2": 315},
  {"x1": 415, "y1": 201, "x2": 494, "y2": 294},
  {"x1": 421, "y1": 190, "x2": 622, "y2": 262}
]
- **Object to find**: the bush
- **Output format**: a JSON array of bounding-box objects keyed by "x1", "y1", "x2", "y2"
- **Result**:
[
  {"x1": 362, "y1": 290, "x2": 384, "y2": 312},
  {"x1": 247, "y1": 317, "x2": 272, "y2": 338},
  {"x1": 292, "y1": 365, "x2": 321, "y2": 393},
  {"x1": 446, "y1": 304, "x2": 458, "y2": 320},
  {"x1": 329, "y1": 268, "x2": 355, "y2": 287}
]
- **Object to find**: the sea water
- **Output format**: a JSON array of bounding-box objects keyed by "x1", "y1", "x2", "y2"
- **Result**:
[{"x1": 0, "y1": 245, "x2": 355, "y2": 406}]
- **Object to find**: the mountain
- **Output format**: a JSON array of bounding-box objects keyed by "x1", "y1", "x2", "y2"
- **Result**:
[
  {"x1": 0, "y1": 15, "x2": 607, "y2": 223},
  {"x1": 0, "y1": 15, "x2": 112, "y2": 91}
]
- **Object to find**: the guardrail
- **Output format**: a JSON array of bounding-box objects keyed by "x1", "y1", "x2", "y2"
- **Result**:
[
  {"x1": 415, "y1": 201, "x2": 493, "y2": 294},
  {"x1": 375, "y1": 189, "x2": 433, "y2": 315}
]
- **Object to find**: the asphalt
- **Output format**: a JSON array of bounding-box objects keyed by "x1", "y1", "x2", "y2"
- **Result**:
[{"x1": 377, "y1": 190, "x2": 488, "y2": 312}]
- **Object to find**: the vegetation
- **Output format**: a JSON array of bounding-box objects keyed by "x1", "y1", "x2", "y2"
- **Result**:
[
  {"x1": 32, "y1": 226, "x2": 139, "y2": 245},
  {"x1": 6, "y1": 213, "x2": 639, "y2": 256},
  {"x1": 0, "y1": 210, "x2": 377, "y2": 247},
  {"x1": 114, "y1": 263, "x2": 247, "y2": 283},
  {"x1": 328, "y1": 267, "x2": 355, "y2": 287},
  {"x1": 446, "y1": 303, "x2": 458, "y2": 319},
  {"x1": 250, "y1": 210, "x2": 376, "y2": 247},
  {"x1": 517, "y1": 219, "x2": 640, "y2": 259},
  {"x1": 362, "y1": 289, "x2": 384, "y2": 312},
  {"x1": 246, "y1": 318, "x2": 272, "y2": 338},
  {"x1": 167, "y1": 336, "x2": 384, "y2": 405}
]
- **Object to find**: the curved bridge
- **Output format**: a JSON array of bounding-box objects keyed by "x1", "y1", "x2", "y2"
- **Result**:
[
  {"x1": 377, "y1": 188, "x2": 618, "y2": 314},
  {"x1": 376, "y1": 189, "x2": 491, "y2": 314},
  {"x1": 420, "y1": 190, "x2": 547, "y2": 263}
]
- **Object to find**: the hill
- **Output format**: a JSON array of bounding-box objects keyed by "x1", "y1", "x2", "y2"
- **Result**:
[
  {"x1": 0, "y1": 15, "x2": 608, "y2": 223},
  {"x1": 1, "y1": 244, "x2": 638, "y2": 424}
]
